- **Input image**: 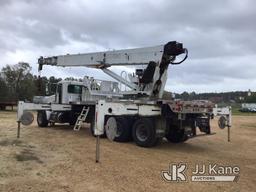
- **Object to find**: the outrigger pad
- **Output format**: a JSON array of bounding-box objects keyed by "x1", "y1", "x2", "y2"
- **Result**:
[{"x1": 20, "y1": 111, "x2": 34, "y2": 126}]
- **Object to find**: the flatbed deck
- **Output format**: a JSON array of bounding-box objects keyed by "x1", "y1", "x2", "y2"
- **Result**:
[{"x1": 0, "y1": 101, "x2": 16, "y2": 110}]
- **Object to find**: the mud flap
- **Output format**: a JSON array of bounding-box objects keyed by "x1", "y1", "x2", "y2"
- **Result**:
[{"x1": 196, "y1": 117, "x2": 211, "y2": 134}]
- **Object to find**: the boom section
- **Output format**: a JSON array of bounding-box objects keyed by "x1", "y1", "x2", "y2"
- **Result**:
[
  {"x1": 38, "y1": 41, "x2": 186, "y2": 70},
  {"x1": 39, "y1": 45, "x2": 163, "y2": 69}
]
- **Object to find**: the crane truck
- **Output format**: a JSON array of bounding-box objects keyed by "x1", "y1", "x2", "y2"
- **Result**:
[{"x1": 17, "y1": 41, "x2": 231, "y2": 148}]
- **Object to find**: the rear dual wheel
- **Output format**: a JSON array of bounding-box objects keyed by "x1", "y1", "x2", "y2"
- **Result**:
[
  {"x1": 105, "y1": 117, "x2": 160, "y2": 147},
  {"x1": 105, "y1": 116, "x2": 132, "y2": 142},
  {"x1": 132, "y1": 118, "x2": 160, "y2": 147},
  {"x1": 165, "y1": 124, "x2": 188, "y2": 143}
]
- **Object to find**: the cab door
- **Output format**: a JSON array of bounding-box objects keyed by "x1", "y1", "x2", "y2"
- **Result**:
[{"x1": 56, "y1": 84, "x2": 62, "y2": 104}]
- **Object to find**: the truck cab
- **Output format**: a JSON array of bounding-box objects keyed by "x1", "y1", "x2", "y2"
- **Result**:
[{"x1": 55, "y1": 81, "x2": 83, "y2": 104}]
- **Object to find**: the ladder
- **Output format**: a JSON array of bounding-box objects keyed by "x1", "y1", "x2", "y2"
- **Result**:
[{"x1": 73, "y1": 106, "x2": 90, "y2": 131}]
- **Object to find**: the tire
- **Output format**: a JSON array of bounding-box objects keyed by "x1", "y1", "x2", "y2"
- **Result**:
[
  {"x1": 132, "y1": 118, "x2": 159, "y2": 147},
  {"x1": 115, "y1": 117, "x2": 132, "y2": 142},
  {"x1": 106, "y1": 116, "x2": 132, "y2": 142},
  {"x1": 69, "y1": 114, "x2": 77, "y2": 126},
  {"x1": 69, "y1": 121, "x2": 76, "y2": 126},
  {"x1": 205, "y1": 125, "x2": 211, "y2": 134},
  {"x1": 37, "y1": 111, "x2": 48, "y2": 127},
  {"x1": 165, "y1": 124, "x2": 188, "y2": 143}
]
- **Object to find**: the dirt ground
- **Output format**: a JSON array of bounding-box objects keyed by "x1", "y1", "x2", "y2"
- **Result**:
[{"x1": 0, "y1": 111, "x2": 255, "y2": 192}]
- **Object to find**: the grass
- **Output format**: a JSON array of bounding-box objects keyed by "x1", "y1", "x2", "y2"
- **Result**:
[
  {"x1": 15, "y1": 149, "x2": 43, "y2": 163},
  {"x1": 0, "y1": 139, "x2": 23, "y2": 146},
  {"x1": 241, "y1": 123, "x2": 256, "y2": 129}
]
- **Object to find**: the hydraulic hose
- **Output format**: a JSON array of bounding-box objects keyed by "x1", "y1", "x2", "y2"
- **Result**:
[{"x1": 171, "y1": 48, "x2": 188, "y2": 65}]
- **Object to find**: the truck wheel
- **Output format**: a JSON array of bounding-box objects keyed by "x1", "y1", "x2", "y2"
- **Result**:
[
  {"x1": 165, "y1": 124, "x2": 188, "y2": 143},
  {"x1": 69, "y1": 116, "x2": 77, "y2": 126},
  {"x1": 37, "y1": 111, "x2": 48, "y2": 127},
  {"x1": 205, "y1": 125, "x2": 211, "y2": 134},
  {"x1": 105, "y1": 116, "x2": 131, "y2": 142},
  {"x1": 132, "y1": 118, "x2": 159, "y2": 147}
]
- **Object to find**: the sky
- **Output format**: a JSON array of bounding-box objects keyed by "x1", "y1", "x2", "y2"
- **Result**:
[{"x1": 0, "y1": 0, "x2": 255, "y2": 93}]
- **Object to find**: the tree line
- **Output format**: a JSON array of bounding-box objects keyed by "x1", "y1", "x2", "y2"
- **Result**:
[
  {"x1": 165, "y1": 91, "x2": 256, "y2": 103},
  {"x1": 0, "y1": 62, "x2": 255, "y2": 103},
  {"x1": 0, "y1": 62, "x2": 62, "y2": 102}
]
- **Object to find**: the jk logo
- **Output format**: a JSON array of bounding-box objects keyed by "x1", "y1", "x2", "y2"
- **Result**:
[{"x1": 162, "y1": 163, "x2": 187, "y2": 182}]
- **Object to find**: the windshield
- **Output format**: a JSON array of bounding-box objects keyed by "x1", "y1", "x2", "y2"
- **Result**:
[{"x1": 67, "y1": 84, "x2": 82, "y2": 94}]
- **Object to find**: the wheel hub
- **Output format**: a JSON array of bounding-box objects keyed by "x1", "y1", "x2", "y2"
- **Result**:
[
  {"x1": 105, "y1": 117, "x2": 117, "y2": 141},
  {"x1": 136, "y1": 124, "x2": 148, "y2": 142}
]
